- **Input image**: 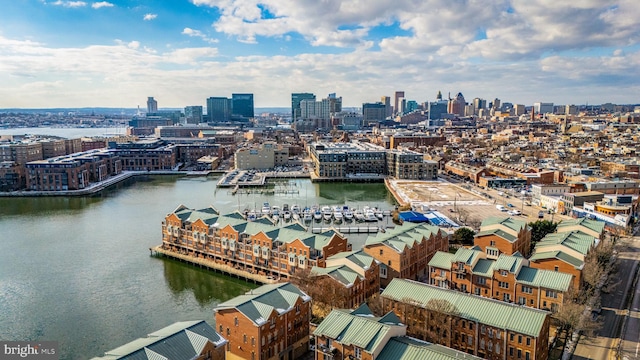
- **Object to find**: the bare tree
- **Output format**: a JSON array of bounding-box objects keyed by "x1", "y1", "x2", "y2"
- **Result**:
[{"x1": 425, "y1": 299, "x2": 460, "y2": 345}]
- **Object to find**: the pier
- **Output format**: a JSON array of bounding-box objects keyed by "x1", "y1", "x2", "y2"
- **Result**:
[
  {"x1": 149, "y1": 246, "x2": 278, "y2": 285},
  {"x1": 311, "y1": 225, "x2": 392, "y2": 234}
]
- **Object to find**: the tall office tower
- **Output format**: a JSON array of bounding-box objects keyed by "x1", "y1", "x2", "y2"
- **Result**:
[
  {"x1": 231, "y1": 93, "x2": 254, "y2": 119},
  {"x1": 428, "y1": 100, "x2": 448, "y2": 120},
  {"x1": 394, "y1": 91, "x2": 405, "y2": 115},
  {"x1": 406, "y1": 100, "x2": 419, "y2": 112},
  {"x1": 381, "y1": 96, "x2": 392, "y2": 118},
  {"x1": 493, "y1": 98, "x2": 501, "y2": 111},
  {"x1": 534, "y1": 102, "x2": 554, "y2": 115},
  {"x1": 207, "y1": 96, "x2": 231, "y2": 122},
  {"x1": 472, "y1": 98, "x2": 486, "y2": 114},
  {"x1": 565, "y1": 104, "x2": 578, "y2": 115},
  {"x1": 464, "y1": 104, "x2": 475, "y2": 116},
  {"x1": 514, "y1": 104, "x2": 526, "y2": 116},
  {"x1": 447, "y1": 92, "x2": 466, "y2": 116},
  {"x1": 184, "y1": 106, "x2": 203, "y2": 124},
  {"x1": 362, "y1": 102, "x2": 387, "y2": 125},
  {"x1": 291, "y1": 93, "x2": 316, "y2": 121},
  {"x1": 147, "y1": 97, "x2": 158, "y2": 113},
  {"x1": 436, "y1": 91, "x2": 443, "y2": 101},
  {"x1": 327, "y1": 93, "x2": 342, "y2": 114}
]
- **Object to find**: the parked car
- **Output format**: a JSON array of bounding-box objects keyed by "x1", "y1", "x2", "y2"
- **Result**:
[
  {"x1": 538, "y1": 211, "x2": 544, "y2": 219},
  {"x1": 507, "y1": 203, "x2": 514, "y2": 208}
]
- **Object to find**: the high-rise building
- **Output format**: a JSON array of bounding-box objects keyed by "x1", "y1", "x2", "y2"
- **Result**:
[
  {"x1": 207, "y1": 96, "x2": 231, "y2": 123},
  {"x1": 514, "y1": 104, "x2": 526, "y2": 116},
  {"x1": 381, "y1": 96, "x2": 392, "y2": 118},
  {"x1": 492, "y1": 98, "x2": 501, "y2": 111},
  {"x1": 291, "y1": 93, "x2": 316, "y2": 121},
  {"x1": 406, "y1": 100, "x2": 419, "y2": 113},
  {"x1": 473, "y1": 98, "x2": 486, "y2": 113},
  {"x1": 184, "y1": 106, "x2": 203, "y2": 124},
  {"x1": 565, "y1": 104, "x2": 578, "y2": 115},
  {"x1": 231, "y1": 93, "x2": 254, "y2": 119},
  {"x1": 428, "y1": 100, "x2": 448, "y2": 120},
  {"x1": 362, "y1": 102, "x2": 386, "y2": 125},
  {"x1": 534, "y1": 102, "x2": 554, "y2": 115},
  {"x1": 299, "y1": 95, "x2": 342, "y2": 120},
  {"x1": 447, "y1": 92, "x2": 466, "y2": 116},
  {"x1": 146, "y1": 97, "x2": 158, "y2": 113},
  {"x1": 394, "y1": 91, "x2": 405, "y2": 115}
]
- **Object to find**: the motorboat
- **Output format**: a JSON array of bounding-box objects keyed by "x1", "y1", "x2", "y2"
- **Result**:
[
  {"x1": 343, "y1": 209, "x2": 354, "y2": 221},
  {"x1": 293, "y1": 213, "x2": 300, "y2": 221},
  {"x1": 364, "y1": 209, "x2": 377, "y2": 222},
  {"x1": 303, "y1": 212, "x2": 313, "y2": 222},
  {"x1": 354, "y1": 210, "x2": 365, "y2": 222},
  {"x1": 314, "y1": 210, "x2": 323, "y2": 221},
  {"x1": 261, "y1": 203, "x2": 271, "y2": 215},
  {"x1": 291, "y1": 204, "x2": 301, "y2": 214},
  {"x1": 333, "y1": 211, "x2": 343, "y2": 223},
  {"x1": 322, "y1": 206, "x2": 332, "y2": 221},
  {"x1": 271, "y1": 205, "x2": 280, "y2": 217},
  {"x1": 374, "y1": 208, "x2": 384, "y2": 220},
  {"x1": 283, "y1": 211, "x2": 292, "y2": 221}
]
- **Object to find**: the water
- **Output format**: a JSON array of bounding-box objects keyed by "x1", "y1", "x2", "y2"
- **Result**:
[
  {"x1": 0, "y1": 175, "x2": 395, "y2": 359},
  {"x1": 0, "y1": 127, "x2": 126, "y2": 138}
]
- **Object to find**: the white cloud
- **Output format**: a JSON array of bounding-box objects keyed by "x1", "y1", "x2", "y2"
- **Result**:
[
  {"x1": 143, "y1": 13, "x2": 157, "y2": 21},
  {"x1": 91, "y1": 1, "x2": 114, "y2": 9},
  {"x1": 52, "y1": 0, "x2": 87, "y2": 7},
  {"x1": 182, "y1": 28, "x2": 219, "y2": 44}
]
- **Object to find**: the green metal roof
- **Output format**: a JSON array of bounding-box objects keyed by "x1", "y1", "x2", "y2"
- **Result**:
[
  {"x1": 327, "y1": 249, "x2": 377, "y2": 270},
  {"x1": 529, "y1": 250, "x2": 584, "y2": 269},
  {"x1": 493, "y1": 255, "x2": 524, "y2": 273},
  {"x1": 381, "y1": 279, "x2": 549, "y2": 337},
  {"x1": 480, "y1": 216, "x2": 528, "y2": 233},
  {"x1": 311, "y1": 265, "x2": 360, "y2": 287},
  {"x1": 215, "y1": 283, "x2": 310, "y2": 326},
  {"x1": 557, "y1": 218, "x2": 605, "y2": 235},
  {"x1": 471, "y1": 258, "x2": 494, "y2": 277},
  {"x1": 475, "y1": 228, "x2": 517, "y2": 242},
  {"x1": 377, "y1": 336, "x2": 483, "y2": 360},
  {"x1": 516, "y1": 267, "x2": 573, "y2": 292},
  {"x1": 365, "y1": 223, "x2": 442, "y2": 253},
  {"x1": 536, "y1": 231, "x2": 596, "y2": 255},
  {"x1": 452, "y1": 247, "x2": 482, "y2": 265},
  {"x1": 314, "y1": 308, "x2": 403, "y2": 354},
  {"x1": 428, "y1": 251, "x2": 454, "y2": 270}
]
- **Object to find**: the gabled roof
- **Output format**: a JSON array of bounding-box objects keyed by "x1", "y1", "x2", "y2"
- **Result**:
[
  {"x1": 215, "y1": 283, "x2": 310, "y2": 326},
  {"x1": 472, "y1": 258, "x2": 494, "y2": 277},
  {"x1": 91, "y1": 321, "x2": 226, "y2": 360},
  {"x1": 475, "y1": 228, "x2": 517, "y2": 242},
  {"x1": 452, "y1": 247, "x2": 482, "y2": 265},
  {"x1": 557, "y1": 218, "x2": 605, "y2": 235},
  {"x1": 327, "y1": 249, "x2": 377, "y2": 270},
  {"x1": 381, "y1": 279, "x2": 549, "y2": 337},
  {"x1": 480, "y1": 216, "x2": 528, "y2": 233},
  {"x1": 311, "y1": 265, "x2": 361, "y2": 287},
  {"x1": 314, "y1": 308, "x2": 404, "y2": 354},
  {"x1": 365, "y1": 223, "x2": 442, "y2": 253},
  {"x1": 529, "y1": 251, "x2": 584, "y2": 269},
  {"x1": 377, "y1": 336, "x2": 483, "y2": 360},
  {"x1": 428, "y1": 251, "x2": 455, "y2": 270},
  {"x1": 516, "y1": 267, "x2": 573, "y2": 292},
  {"x1": 536, "y1": 231, "x2": 596, "y2": 256},
  {"x1": 493, "y1": 254, "x2": 524, "y2": 273}
]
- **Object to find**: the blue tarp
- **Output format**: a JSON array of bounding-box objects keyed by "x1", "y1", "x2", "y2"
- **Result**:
[{"x1": 398, "y1": 211, "x2": 430, "y2": 223}]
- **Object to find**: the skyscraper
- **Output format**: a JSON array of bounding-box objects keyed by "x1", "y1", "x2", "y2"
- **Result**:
[
  {"x1": 184, "y1": 106, "x2": 203, "y2": 124},
  {"x1": 394, "y1": 91, "x2": 405, "y2": 115},
  {"x1": 207, "y1": 96, "x2": 231, "y2": 123},
  {"x1": 231, "y1": 93, "x2": 254, "y2": 119},
  {"x1": 381, "y1": 96, "x2": 391, "y2": 118},
  {"x1": 362, "y1": 102, "x2": 386, "y2": 125},
  {"x1": 534, "y1": 102, "x2": 554, "y2": 115},
  {"x1": 147, "y1": 97, "x2": 158, "y2": 113},
  {"x1": 447, "y1": 92, "x2": 466, "y2": 116},
  {"x1": 291, "y1": 93, "x2": 316, "y2": 121}
]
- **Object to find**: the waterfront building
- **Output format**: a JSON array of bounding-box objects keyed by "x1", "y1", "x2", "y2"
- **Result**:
[
  {"x1": 533, "y1": 102, "x2": 554, "y2": 115},
  {"x1": 381, "y1": 278, "x2": 551, "y2": 360},
  {"x1": 0, "y1": 141, "x2": 44, "y2": 165},
  {"x1": 389, "y1": 133, "x2": 446, "y2": 149},
  {"x1": 234, "y1": 142, "x2": 289, "y2": 170},
  {"x1": 444, "y1": 161, "x2": 489, "y2": 183},
  {"x1": 0, "y1": 161, "x2": 25, "y2": 191},
  {"x1": 314, "y1": 305, "x2": 481, "y2": 360},
  {"x1": 175, "y1": 143, "x2": 223, "y2": 167},
  {"x1": 214, "y1": 282, "x2": 311, "y2": 360},
  {"x1": 41, "y1": 139, "x2": 67, "y2": 159},
  {"x1": 474, "y1": 217, "x2": 531, "y2": 258},
  {"x1": 231, "y1": 93, "x2": 255, "y2": 119},
  {"x1": 110, "y1": 140, "x2": 177, "y2": 171},
  {"x1": 310, "y1": 249, "x2": 380, "y2": 309},
  {"x1": 91, "y1": 320, "x2": 226, "y2": 360},
  {"x1": 64, "y1": 138, "x2": 83, "y2": 154},
  {"x1": 291, "y1": 93, "x2": 316, "y2": 121},
  {"x1": 185, "y1": 105, "x2": 204, "y2": 124},
  {"x1": 363, "y1": 222, "x2": 448, "y2": 288},
  {"x1": 207, "y1": 96, "x2": 232, "y2": 123},
  {"x1": 161, "y1": 206, "x2": 350, "y2": 280},
  {"x1": 147, "y1": 97, "x2": 158, "y2": 113},
  {"x1": 386, "y1": 149, "x2": 438, "y2": 180},
  {"x1": 308, "y1": 142, "x2": 386, "y2": 179},
  {"x1": 428, "y1": 248, "x2": 572, "y2": 312}
]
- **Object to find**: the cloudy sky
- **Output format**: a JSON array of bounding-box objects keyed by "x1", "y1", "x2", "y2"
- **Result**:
[{"x1": 1, "y1": 0, "x2": 638, "y2": 109}]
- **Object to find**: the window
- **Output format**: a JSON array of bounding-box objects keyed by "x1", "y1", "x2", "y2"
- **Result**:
[
  {"x1": 219, "y1": 325, "x2": 223, "y2": 333},
  {"x1": 235, "y1": 317, "x2": 238, "y2": 326},
  {"x1": 380, "y1": 267, "x2": 387, "y2": 278},
  {"x1": 518, "y1": 297, "x2": 526, "y2": 305},
  {"x1": 476, "y1": 277, "x2": 486, "y2": 285},
  {"x1": 481, "y1": 325, "x2": 486, "y2": 334},
  {"x1": 500, "y1": 270, "x2": 508, "y2": 276},
  {"x1": 490, "y1": 240, "x2": 496, "y2": 246},
  {"x1": 525, "y1": 351, "x2": 530, "y2": 360},
  {"x1": 526, "y1": 337, "x2": 531, "y2": 346},
  {"x1": 226, "y1": 328, "x2": 230, "y2": 336},
  {"x1": 388, "y1": 260, "x2": 392, "y2": 266},
  {"x1": 554, "y1": 266, "x2": 559, "y2": 272},
  {"x1": 251, "y1": 337, "x2": 255, "y2": 346},
  {"x1": 510, "y1": 334, "x2": 514, "y2": 341},
  {"x1": 518, "y1": 349, "x2": 522, "y2": 358},
  {"x1": 546, "y1": 290, "x2": 558, "y2": 298},
  {"x1": 243, "y1": 334, "x2": 247, "y2": 343},
  {"x1": 379, "y1": 249, "x2": 383, "y2": 255},
  {"x1": 521, "y1": 286, "x2": 533, "y2": 294},
  {"x1": 354, "y1": 347, "x2": 362, "y2": 359},
  {"x1": 456, "y1": 273, "x2": 465, "y2": 279},
  {"x1": 475, "y1": 288, "x2": 481, "y2": 295},
  {"x1": 518, "y1": 335, "x2": 522, "y2": 343},
  {"x1": 480, "y1": 339, "x2": 485, "y2": 350},
  {"x1": 509, "y1": 347, "x2": 514, "y2": 356},
  {"x1": 499, "y1": 281, "x2": 509, "y2": 289}
]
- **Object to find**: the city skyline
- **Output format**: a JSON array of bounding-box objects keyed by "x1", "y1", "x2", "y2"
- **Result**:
[{"x1": 1, "y1": 0, "x2": 639, "y2": 108}]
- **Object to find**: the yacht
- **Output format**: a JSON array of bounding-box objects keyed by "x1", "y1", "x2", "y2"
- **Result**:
[
  {"x1": 271, "y1": 205, "x2": 280, "y2": 217},
  {"x1": 321, "y1": 206, "x2": 333, "y2": 221},
  {"x1": 333, "y1": 211, "x2": 343, "y2": 223},
  {"x1": 343, "y1": 209, "x2": 354, "y2": 221},
  {"x1": 303, "y1": 212, "x2": 313, "y2": 222},
  {"x1": 314, "y1": 210, "x2": 323, "y2": 221},
  {"x1": 354, "y1": 210, "x2": 365, "y2": 222},
  {"x1": 374, "y1": 208, "x2": 384, "y2": 220},
  {"x1": 364, "y1": 209, "x2": 377, "y2": 222},
  {"x1": 261, "y1": 203, "x2": 271, "y2": 215},
  {"x1": 283, "y1": 211, "x2": 292, "y2": 221}
]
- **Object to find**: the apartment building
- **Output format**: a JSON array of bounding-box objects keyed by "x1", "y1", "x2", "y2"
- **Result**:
[
  {"x1": 162, "y1": 206, "x2": 350, "y2": 280},
  {"x1": 310, "y1": 249, "x2": 380, "y2": 309},
  {"x1": 444, "y1": 161, "x2": 489, "y2": 183},
  {"x1": 314, "y1": 305, "x2": 480, "y2": 360},
  {"x1": 215, "y1": 283, "x2": 310, "y2": 360},
  {"x1": 388, "y1": 133, "x2": 446, "y2": 149},
  {"x1": 474, "y1": 217, "x2": 531, "y2": 258},
  {"x1": 386, "y1": 149, "x2": 438, "y2": 180},
  {"x1": 429, "y1": 248, "x2": 572, "y2": 312},
  {"x1": 308, "y1": 142, "x2": 386, "y2": 179},
  {"x1": 110, "y1": 140, "x2": 177, "y2": 171},
  {"x1": 91, "y1": 321, "x2": 226, "y2": 360},
  {"x1": 363, "y1": 222, "x2": 448, "y2": 288},
  {"x1": 234, "y1": 142, "x2": 289, "y2": 170},
  {"x1": 381, "y1": 279, "x2": 550, "y2": 360}
]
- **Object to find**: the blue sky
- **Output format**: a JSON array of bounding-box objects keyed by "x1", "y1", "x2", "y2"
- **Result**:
[{"x1": 0, "y1": 0, "x2": 638, "y2": 108}]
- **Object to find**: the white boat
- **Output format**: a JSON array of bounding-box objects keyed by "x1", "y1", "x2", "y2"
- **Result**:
[
  {"x1": 303, "y1": 212, "x2": 313, "y2": 222},
  {"x1": 261, "y1": 203, "x2": 271, "y2": 215},
  {"x1": 283, "y1": 211, "x2": 292, "y2": 221},
  {"x1": 333, "y1": 211, "x2": 343, "y2": 223},
  {"x1": 364, "y1": 210, "x2": 377, "y2": 222},
  {"x1": 293, "y1": 213, "x2": 300, "y2": 221},
  {"x1": 247, "y1": 211, "x2": 257, "y2": 221},
  {"x1": 272, "y1": 215, "x2": 280, "y2": 223},
  {"x1": 354, "y1": 210, "x2": 365, "y2": 222},
  {"x1": 344, "y1": 209, "x2": 354, "y2": 221},
  {"x1": 314, "y1": 210, "x2": 323, "y2": 221},
  {"x1": 271, "y1": 205, "x2": 280, "y2": 217},
  {"x1": 322, "y1": 206, "x2": 332, "y2": 221},
  {"x1": 291, "y1": 204, "x2": 301, "y2": 214},
  {"x1": 374, "y1": 208, "x2": 383, "y2": 220}
]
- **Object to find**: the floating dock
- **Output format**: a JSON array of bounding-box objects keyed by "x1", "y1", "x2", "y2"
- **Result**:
[{"x1": 311, "y1": 225, "x2": 392, "y2": 234}]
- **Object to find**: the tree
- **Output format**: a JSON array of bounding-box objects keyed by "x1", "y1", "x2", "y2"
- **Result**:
[
  {"x1": 291, "y1": 268, "x2": 350, "y2": 320},
  {"x1": 466, "y1": 216, "x2": 482, "y2": 230},
  {"x1": 424, "y1": 299, "x2": 460, "y2": 345},
  {"x1": 451, "y1": 227, "x2": 476, "y2": 246},
  {"x1": 529, "y1": 219, "x2": 558, "y2": 243}
]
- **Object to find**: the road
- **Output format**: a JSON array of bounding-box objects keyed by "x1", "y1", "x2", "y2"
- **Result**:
[
  {"x1": 620, "y1": 236, "x2": 640, "y2": 360},
  {"x1": 572, "y1": 235, "x2": 640, "y2": 360}
]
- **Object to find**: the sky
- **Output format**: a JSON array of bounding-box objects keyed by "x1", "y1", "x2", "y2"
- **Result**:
[{"x1": 0, "y1": 0, "x2": 639, "y2": 109}]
